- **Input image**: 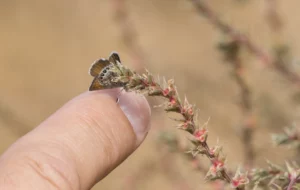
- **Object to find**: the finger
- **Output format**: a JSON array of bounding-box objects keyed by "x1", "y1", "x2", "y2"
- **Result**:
[{"x1": 0, "y1": 89, "x2": 151, "y2": 190}]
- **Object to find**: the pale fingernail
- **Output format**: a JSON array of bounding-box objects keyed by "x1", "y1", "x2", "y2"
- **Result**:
[{"x1": 118, "y1": 92, "x2": 151, "y2": 146}]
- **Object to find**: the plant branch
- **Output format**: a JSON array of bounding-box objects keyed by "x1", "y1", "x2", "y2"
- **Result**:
[
  {"x1": 265, "y1": 0, "x2": 283, "y2": 32},
  {"x1": 93, "y1": 53, "x2": 249, "y2": 189},
  {"x1": 189, "y1": 0, "x2": 300, "y2": 86},
  {"x1": 112, "y1": 0, "x2": 146, "y2": 71},
  {"x1": 218, "y1": 40, "x2": 255, "y2": 168},
  {"x1": 287, "y1": 177, "x2": 297, "y2": 190}
]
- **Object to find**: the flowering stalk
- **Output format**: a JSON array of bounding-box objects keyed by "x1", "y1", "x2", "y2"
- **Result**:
[
  {"x1": 112, "y1": 0, "x2": 146, "y2": 71},
  {"x1": 189, "y1": 0, "x2": 300, "y2": 86},
  {"x1": 251, "y1": 124, "x2": 300, "y2": 189},
  {"x1": 250, "y1": 161, "x2": 300, "y2": 189},
  {"x1": 264, "y1": 0, "x2": 285, "y2": 53},
  {"x1": 218, "y1": 39, "x2": 256, "y2": 168},
  {"x1": 159, "y1": 132, "x2": 229, "y2": 190},
  {"x1": 105, "y1": 56, "x2": 249, "y2": 189},
  {"x1": 112, "y1": 2, "x2": 190, "y2": 187},
  {"x1": 265, "y1": 0, "x2": 283, "y2": 33}
]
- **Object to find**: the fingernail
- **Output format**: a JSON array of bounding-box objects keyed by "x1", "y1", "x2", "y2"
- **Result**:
[
  {"x1": 118, "y1": 91, "x2": 151, "y2": 146},
  {"x1": 88, "y1": 89, "x2": 151, "y2": 146}
]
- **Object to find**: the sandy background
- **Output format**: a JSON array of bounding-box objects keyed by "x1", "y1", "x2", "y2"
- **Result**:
[{"x1": 1, "y1": 0, "x2": 300, "y2": 189}]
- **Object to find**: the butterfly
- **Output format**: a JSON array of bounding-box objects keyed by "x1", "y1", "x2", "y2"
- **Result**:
[{"x1": 89, "y1": 52, "x2": 126, "y2": 91}]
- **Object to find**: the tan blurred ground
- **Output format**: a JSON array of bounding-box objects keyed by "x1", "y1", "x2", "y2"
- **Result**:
[{"x1": 1, "y1": 0, "x2": 300, "y2": 189}]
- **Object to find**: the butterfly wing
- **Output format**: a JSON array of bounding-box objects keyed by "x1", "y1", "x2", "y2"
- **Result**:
[
  {"x1": 89, "y1": 58, "x2": 111, "y2": 77},
  {"x1": 89, "y1": 77, "x2": 104, "y2": 91},
  {"x1": 109, "y1": 52, "x2": 121, "y2": 65}
]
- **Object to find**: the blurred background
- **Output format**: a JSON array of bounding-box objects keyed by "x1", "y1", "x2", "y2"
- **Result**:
[{"x1": 1, "y1": 0, "x2": 300, "y2": 189}]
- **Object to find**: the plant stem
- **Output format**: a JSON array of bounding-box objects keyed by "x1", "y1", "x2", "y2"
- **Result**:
[
  {"x1": 233, "y1": 58, "x2": 255, "y2": 168},
  {"x1": 189, "y1": 0, "x2": 300, "y2": 86},
  {"x1": 112, "y1": 0, "x2": 146, "y2": 71},
  {"x1": 287, "y1": 177, "x2": 297, "y2": 190}
]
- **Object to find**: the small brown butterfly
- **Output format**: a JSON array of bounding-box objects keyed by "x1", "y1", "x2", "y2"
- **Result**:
[{"x1": 89, "y1": 52, "x2": 125, "y2": 91}]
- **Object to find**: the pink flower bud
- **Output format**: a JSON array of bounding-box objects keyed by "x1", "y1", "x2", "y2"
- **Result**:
[
  {"x1": 231, "y1": 169, "x2": 249, "y2": 188},
  {"x1": 194, "y1": 128, "x2": 208, "y2": 142}
]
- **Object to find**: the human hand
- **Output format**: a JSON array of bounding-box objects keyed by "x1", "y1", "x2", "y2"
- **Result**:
[{"x1": 0, "y1": 89, "x2": 151, "y2": 189}]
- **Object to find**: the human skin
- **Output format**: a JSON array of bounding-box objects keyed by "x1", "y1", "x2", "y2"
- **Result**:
[{"x1": 0, "y1": 89, "x2": 151, "y2": 190}]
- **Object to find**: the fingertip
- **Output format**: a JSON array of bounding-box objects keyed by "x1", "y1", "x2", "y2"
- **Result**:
[
  {"x1": 80, "y1": 89, "x2": 152, "y2": 146},
  {"x1": 0, "y1": 89, "x2": 151, "y2": 190},
  {"x1": 79, "y1": 89, "x2": 152, "y2": 146}
]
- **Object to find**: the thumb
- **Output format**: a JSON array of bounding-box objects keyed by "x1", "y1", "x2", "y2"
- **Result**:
[{"x1": 0, "y1": 89, "x2": 151, "y2": 190}]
